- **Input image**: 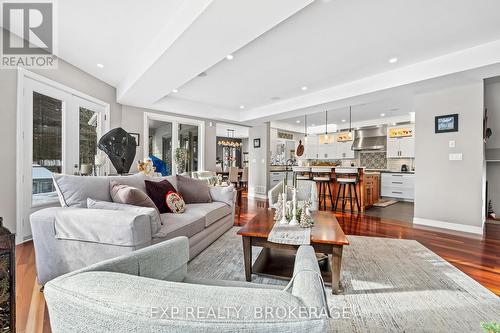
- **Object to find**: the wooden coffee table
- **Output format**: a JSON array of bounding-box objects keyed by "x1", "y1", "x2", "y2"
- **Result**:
[{"x1": 237, "y1": 210, "x2": 349, "y2": 294}]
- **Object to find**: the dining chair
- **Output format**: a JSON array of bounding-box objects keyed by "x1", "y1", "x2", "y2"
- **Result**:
[{"x1": 228, "y1": 167, "x2": 240, "y2": 187}]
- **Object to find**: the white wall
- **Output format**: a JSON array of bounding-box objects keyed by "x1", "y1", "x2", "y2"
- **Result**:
[
  {"x1": 121, "y1": 105, "x2": 217, "y2": 173},
  {"x1": 414, "y1": 82, "x2": 485, "y2": 234},
  {"x1": 248, "y1": 123, "x2": 270, "y2": 199},
  {"x1": 0, "y1": 58, "x2": 121, "y2": 234}
]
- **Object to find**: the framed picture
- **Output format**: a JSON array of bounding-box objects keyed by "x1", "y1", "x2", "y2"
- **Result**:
[
  {"x1": 129, "y1": 132, "x2": 140, "y2": 146},
  {"x1": 435, "y1": 114, "x2": 458, "y2": 133},
  {"x1": 253, "y1": 138, "x2": 261, "y2": 148}
]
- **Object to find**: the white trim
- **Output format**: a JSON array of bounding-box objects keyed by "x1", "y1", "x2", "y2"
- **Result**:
[
  {"x1": 413, "y1": 217, "x2": 484, "y2": 235},
  {"x1": 16, "y1": 68, "x2": 111, "y2": 244},
  {"x1": 143, "y1": 112, "x2": 205, "y2": 173},
  {"x1": 247, "y1": 193, "x2": 267, "y2": 200}
]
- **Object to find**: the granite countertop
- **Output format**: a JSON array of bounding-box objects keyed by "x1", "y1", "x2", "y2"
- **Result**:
[{"x1": 380, "y1": 170, "x2": 415, "y2": 174}]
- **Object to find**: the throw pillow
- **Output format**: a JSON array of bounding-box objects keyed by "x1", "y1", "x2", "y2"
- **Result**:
[
  {"x1": 87, "y1": 198, "x2": 162, "y2": 234},
  {"x1": 176, "y1": 175, "x2": 212, "y2": 204},
  {"x1": 110, "y1": 180, "x2": 157, "y2": 209},
  {"x1": 145, "y1": 179, "x2": 177, "y2": 213},
  {"x1": 165, "y1": 191, "x2": 186, "y2": 214}
]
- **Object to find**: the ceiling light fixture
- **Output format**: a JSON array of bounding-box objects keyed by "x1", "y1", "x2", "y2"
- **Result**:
[
  {"x1": 301, "y1": 86, "x2": 308, "y2": 91},
  {"x1": 348, "y1": 106, "x2": 353, "y2": 134},
  {"x1": 97, "y1": 63, "x2": 104, "y2": 68},
  {"x1": 388, "y1": 57, "x2": 398, "y2": 64},
  {"x1": 380, "y1": 113, "x2": 386, "y2": 117},
  {"x1": 172, "y1": 88, "x2": 178, "y2": 93},
  {"x1": 226, "y1": 54, "x2": 234, "y2": 60},
  {"x1": 239, "y1": 105, "x2": 245, "y2": 109},
  {"x1": 341, "y1": 119, "x2": 346, "y2": 123},
  {"x1": 296, "y1": 120, "x2": 301, "y2": 123}
]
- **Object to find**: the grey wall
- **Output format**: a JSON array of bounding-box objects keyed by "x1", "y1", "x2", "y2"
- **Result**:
[
  {"x1": 248, "y1": 123, "x2": 270, "y2": 198},
  {"x1": 485, "y1": 78, "x2": 500, "y2": 214},
  {"x1": 0, "y1": 58, "x2": 121, "y2": 234},
  {"x1": 414, "y1": 82, "x2": 484, "y2": 230},
  {"x1": 121, "y1": 105, "x2": 217, "y2": 173}
]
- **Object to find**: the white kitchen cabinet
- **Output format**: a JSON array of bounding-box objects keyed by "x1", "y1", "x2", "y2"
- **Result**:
[
  {"x1": 387, "y1": 125, "x2": 415, "y2": 158},
  {"x1": 304, "y1": 135, "x2": 319, "y2": 159},
  {"x1": 381, "y1": 172, "x2": 414, "y2": 200},
  {"x1": 337, "y1": 141, "x2": 355, "y2": 159}
]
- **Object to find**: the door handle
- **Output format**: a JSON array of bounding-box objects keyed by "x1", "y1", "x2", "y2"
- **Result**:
[
  {"x1": 392, "y1": 181, "x2": 403, "y2": 184},
  {"x1": 392, "y1": 191, "x2": 403, "y2": 194}
]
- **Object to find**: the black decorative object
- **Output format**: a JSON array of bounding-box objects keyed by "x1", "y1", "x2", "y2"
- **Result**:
[
  {"x1": 0, "y1": 217, "x2": 15, "y2": 332},
  {"x1": 253, "y1": 138, "x2": 261, "y2": 148},
  {"x1": 435, "y1": 114, "x2": 459, "y2": 133},
  {"x1": 98, "y1": 127, "x2": 137, "y2": 174}
]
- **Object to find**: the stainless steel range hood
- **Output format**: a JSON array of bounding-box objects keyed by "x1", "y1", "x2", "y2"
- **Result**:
[{"x1": 352, "y1": 126, "x2": 387, "y2": 151}]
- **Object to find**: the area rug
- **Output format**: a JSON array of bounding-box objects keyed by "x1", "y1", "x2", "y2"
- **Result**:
[
  {"x1": 187, "y1": 227, "x2": 500, "y2": 332},
  {"x1": 373, "y1": 199, "x2": 399, "y2": 207}
]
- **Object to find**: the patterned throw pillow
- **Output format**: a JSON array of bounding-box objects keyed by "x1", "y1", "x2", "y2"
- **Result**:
[{"x1": 166, "y1": 191, "x2": 186, "y2": 214}]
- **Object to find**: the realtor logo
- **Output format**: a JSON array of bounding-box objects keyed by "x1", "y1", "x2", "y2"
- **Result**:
[{"x1": 1, "y1": 0, "x2": 57, "y2": 68}]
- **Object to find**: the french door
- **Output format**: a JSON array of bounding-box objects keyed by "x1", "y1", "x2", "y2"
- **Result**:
[{"x1": 18, "y1": 75, "x2": 108, "y2": 242}]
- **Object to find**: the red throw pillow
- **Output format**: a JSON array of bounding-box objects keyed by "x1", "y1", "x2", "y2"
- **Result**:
[
  {"x1": 166, "y1": 191, "x2": 186, "y2": 214},
  {"x1": 144, "y1": 179, "x2": 177, "y2": 213}
]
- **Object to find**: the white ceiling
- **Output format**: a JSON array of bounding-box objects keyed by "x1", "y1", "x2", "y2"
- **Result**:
[
  {"x1": 174, "y1": 0, "x2": 500, "y2": 112},
  {"x1": 216, "y1": 123, "x2": 249, "y2": 138},
  {"x1": 5, "y1": 0, "x2": 500, "y2": 125}
]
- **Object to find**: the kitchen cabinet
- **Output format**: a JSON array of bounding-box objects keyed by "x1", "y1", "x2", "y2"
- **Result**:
[
  {"x1": 317, "y1": 135, "x2": 335, "y2": 159},
  {"x1": 381, "y1": 172, "x2": 414, "y2": 200},
  {"x1": 387, "y1": 125, "x2": 415, "y2": 158},
  {"x1": 336, "y1": 141, "x2": 355, "y2": 159},
  {"x1": 270, "y1": 171, "x2": 293, "y2": 187},
  {"x1": 364, "y1": 173, "x2": 380, "y2": 207},
  {"x1": 304, "y1": 135, "x2": 319, "y2": 159}
]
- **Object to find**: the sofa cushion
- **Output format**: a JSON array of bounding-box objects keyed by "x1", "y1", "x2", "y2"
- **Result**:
[
  {"x1": 110, "y1": 181, "x2": 157, "y2": 209},
  {"x1": 154, "y1": 208, "x2": 205, "y2": 239},
  {"x1": 53, "y1": 173, "x2": 149, "y2": 207},
  {"x1": 87, "y1": 198, "x2": 161, "y2": 234},
  {"x1": 145, "y1": 179, "x2": 177, "y2": 214},
  {"x1": 209, "y1": 185, "x2": 235, "y2": 206},
  {"x1": 53, "y1": 174, "x2": 111, "y2": 207},
  {"x1": 187, "y1": 202, "x2": 232, "y2": 227},
  {"x1": 176, "y1": 175, "x2": 212, "y2": 204}
]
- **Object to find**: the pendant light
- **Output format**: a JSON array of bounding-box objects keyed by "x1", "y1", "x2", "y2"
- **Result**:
[
  {"x1": 304, "y1": 115, "x2": 308, "y2": 142},
  {"x1": 323, "y1": 109, "x2": 328, "y2": 142},
  {"x1": 348, "y1": 106, "x2": 352, "y2": 136}
]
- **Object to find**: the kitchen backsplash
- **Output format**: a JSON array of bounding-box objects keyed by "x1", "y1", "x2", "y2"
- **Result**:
[
  {"x1": 360, "y1": 152, "x2": 387, "y2": 169},
  {"x1": 386, "y1": 158, "x2": 414, "y2": 171}
]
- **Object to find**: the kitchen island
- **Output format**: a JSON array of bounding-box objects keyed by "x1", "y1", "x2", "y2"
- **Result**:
[{"x1": 292, "y1": 166, "x2": 379, "y2": 212}]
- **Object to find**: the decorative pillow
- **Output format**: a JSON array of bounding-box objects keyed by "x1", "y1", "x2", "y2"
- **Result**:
[
  {"x1": 209, "y1": 184, "x2": 235, "y2": 206},
  {"x1": 110, "y1": 180, "x2": 157, "y2": 209},
  {"x1": 166, "y1": 191, "x2": 186, "y2": 214},
  {"x1": 176, "y1": 175, "x2": 212, "y2": 204},
  {"x1": 87, "y1": 198, "x2": 162, "y2": 233},
  {"x1": 145, "y1": 179, "x2": 177, "y2": 213}
]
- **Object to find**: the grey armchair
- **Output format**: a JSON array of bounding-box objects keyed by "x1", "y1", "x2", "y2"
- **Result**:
[
  {"x1": 44, "y1": 237, "x2": 331, "y2": 332},
  {"x1": 268, "y1": 180, "x2": 319, "y2": 211}
]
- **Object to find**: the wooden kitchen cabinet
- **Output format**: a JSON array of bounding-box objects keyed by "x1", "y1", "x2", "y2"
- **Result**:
[{"x1": 364, "y1": 173, "x2": 380, "y2": 208}]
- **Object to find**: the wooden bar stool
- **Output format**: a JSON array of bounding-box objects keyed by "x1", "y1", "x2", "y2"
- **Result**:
[
  {"x1": 311, "y1": 167, "x2": 334, "y2": 211},
  {"x1": 334, "y1": 167, "x2": 361, "y2": 212}
]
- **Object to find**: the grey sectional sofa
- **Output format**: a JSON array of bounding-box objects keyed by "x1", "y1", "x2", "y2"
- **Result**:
[
  {"x1": 30, "y1": 173, "x2": 235, "y2": 285},
  {"x1": 44, "y1": 236, "x2": 331, "y2": 332}
]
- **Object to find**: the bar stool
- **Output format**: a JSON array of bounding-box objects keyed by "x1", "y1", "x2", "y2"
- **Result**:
[
  {"x1": 292, "y1": 166, "x2": 311, "y2": 181},
  {"x1": 311, "y1": 167, "x2": 334, "y2": 211},
  {"x1": 334, "y1": 168, "x2": 361, "y2": 212}
]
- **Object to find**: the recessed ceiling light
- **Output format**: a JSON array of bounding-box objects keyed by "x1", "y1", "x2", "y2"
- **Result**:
[
  {"x1": 172, "y1": 88, "x2": 178, "y2": 93},
  {"x1": 311, "y1": 124, "x2": 315, "y2": 127},
  {"x1": 380, "y1": 113, "x2": 386, "y2": 117},
  {"x1": 301, "y1": 86, "x2": 308, "y2": 91},
  {"x1": 239, "y1": 105, "x2": 245, "y2": 109},
  {"x1": 226, "y1": 54, "x2": 234, "y2": 60},
  {"x1": 392, "y1": 122, "x2": 397, "y2": 126},
  {"x1": 341, "y1": 119, "x2": 346, "y2": 122},
  {"x1": 388, "y1": 57, "x2": 398, "y2": 64},
  {"x1": 97, "y1": 63, "x2": 104, "y2": 68},
  {"x1": 296, "y1": 120, "x2": 301, "y2": 123}
]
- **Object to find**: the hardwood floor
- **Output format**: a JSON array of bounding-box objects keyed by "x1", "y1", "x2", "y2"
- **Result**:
[{"x1": 16, "y1": 194, "x2": 500, "y2": 332}]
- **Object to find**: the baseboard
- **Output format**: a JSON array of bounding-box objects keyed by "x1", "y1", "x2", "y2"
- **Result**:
[
  {"x1": 247, "y1": 192, "x2": 267, "y2": 200},
  {"x1": 413, "y1": 217, "x2": 484, "y2": 235}
]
